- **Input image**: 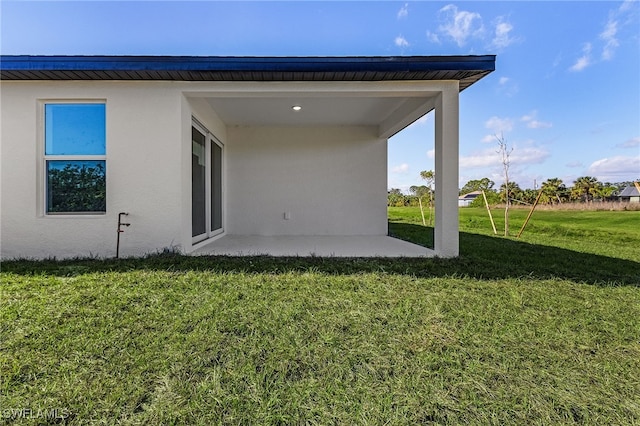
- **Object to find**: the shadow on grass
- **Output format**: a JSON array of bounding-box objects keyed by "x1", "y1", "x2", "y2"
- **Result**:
[{"x1": 2, "y1": 223, "x2": 638, "y2": 286}]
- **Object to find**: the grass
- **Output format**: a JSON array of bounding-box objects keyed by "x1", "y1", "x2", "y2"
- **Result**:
[
  {"x1": 390, "y1": 206, "x2": 640, "y2": 262},
  {"x1": 1, "y1": 208, "x2": 639, "y2": 424}
]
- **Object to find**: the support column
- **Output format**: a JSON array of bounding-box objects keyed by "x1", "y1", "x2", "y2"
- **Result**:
[{"x1": 434, "y1": 82, "x2": 459, "y2": 257}]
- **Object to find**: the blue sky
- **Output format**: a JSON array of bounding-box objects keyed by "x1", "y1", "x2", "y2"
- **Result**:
[{"x1": 2, "y1": 1, "x2": 639, "y2": 191}]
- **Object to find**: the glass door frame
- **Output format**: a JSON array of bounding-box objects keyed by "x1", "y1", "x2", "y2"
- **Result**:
[{"x1": 192, "y1": 119, "x2": 224, "y2": 244}]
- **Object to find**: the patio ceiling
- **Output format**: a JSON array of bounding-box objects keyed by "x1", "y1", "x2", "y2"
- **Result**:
[{"x1": 204, "y1": 94, "x2": 436, "y2": 129}]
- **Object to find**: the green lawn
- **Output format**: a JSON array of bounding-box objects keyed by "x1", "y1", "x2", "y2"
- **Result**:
[
  {"x1": 1, "y1": 208, "x2": 639, "y2": 424},
  {"x1": 390, "y1": 206, "x2": 640, "y2": 262}
]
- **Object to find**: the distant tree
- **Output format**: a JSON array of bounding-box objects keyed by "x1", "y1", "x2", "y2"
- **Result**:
[
  {"x1": 469, "y1": 189, "x2": 500, "y2": 207},
  {"x1": 519, "y1": 188, "x2": 538, "y2": 205},
  {"x1": 460, "y1": 178, "x2": 495, "y2": 195},
  {"x1": 541, "y1": 178, "x2": 568, "y2": 205},
  {"x1": 498, "y1": 182, "x2": 522, "y2": 204},
  {"x1": 387, "y1": 188, "x2": 406, "y2": 207},
  {"x1": 598, "y1": 182, "x2": 618, "y2": 201},
  {"x1": 571, "y1": 176, "x2": 600, "y2": 202}
]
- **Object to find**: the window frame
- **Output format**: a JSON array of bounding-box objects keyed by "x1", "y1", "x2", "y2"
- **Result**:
[
  {"x1": 41, "y1": 100, "x2": 107, "y2": 216},
  {"x1": 192, "y1": 118, "x2": 224, "y2": 244}
]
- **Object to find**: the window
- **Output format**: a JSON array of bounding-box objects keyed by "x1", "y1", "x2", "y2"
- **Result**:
[
  {"x1": 44, "y1": 103, "x2": 106, "y2": 214},
  {"x1": 192, "y1": 120, "x2": 223, "y2": 242}
]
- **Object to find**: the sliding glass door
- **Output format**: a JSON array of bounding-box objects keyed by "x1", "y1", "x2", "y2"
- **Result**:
[{"x1": 192, "y1": 121, "x2": 223, "y2": 243}]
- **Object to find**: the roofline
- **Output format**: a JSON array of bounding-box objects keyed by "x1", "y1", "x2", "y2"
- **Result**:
[
  {"x1": 0, "y1": 55, "x2": 495, "y2": 89},
  {"x1": 1, "y1": 54, "x2": 495, "y2": 72}
]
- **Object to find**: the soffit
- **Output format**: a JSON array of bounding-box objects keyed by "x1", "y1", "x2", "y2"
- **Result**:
[{"x1": 0, "y1": 55, "x2": 496, "y2": 92}]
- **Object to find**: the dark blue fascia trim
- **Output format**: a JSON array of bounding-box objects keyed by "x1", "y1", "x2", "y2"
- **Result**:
[{"x1": 1, "y1": 55, "x2": 495, "y2": 74}]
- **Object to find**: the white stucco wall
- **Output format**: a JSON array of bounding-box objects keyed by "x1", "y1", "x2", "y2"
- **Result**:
[
  {"x1": 0, "y1": 81, "x2": 186, "y2": 259},
  {"x1": 225, "y1": 126, "x2": 388, "y2": 236},
  {"x1": 1, "y1": 82, "x2": 389, "y2": 259}
]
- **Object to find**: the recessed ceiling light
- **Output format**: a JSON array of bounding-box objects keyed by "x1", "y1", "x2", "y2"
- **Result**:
[{"x1": 292, "y1": 105, "x2": 302, "y2": 111}]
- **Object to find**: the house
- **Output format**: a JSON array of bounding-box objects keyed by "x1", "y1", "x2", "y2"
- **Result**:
[
  {"x1": 618, "y1": 184, "x2": 640, "y2": 203},
  {"x1": 0, "y1": 55, "x2": 495, "y2": 259},
  {"x1": 458, "y1": 191, "x2": 483, "y2": 207}
]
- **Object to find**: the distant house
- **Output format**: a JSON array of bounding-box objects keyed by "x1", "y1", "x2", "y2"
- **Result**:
[
  {"x1": 1, "y1": 55, "x2": 495, "y2": 259},
  {"x1": 458, "y1": 191, "x2": 482, "y2": 207},
  {"x1": 618, "y1": 185, "x2": 640, "y2": 203}
]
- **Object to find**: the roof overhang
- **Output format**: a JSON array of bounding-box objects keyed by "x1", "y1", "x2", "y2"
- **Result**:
[
  {"x1": 0, "y1": 55, "x2": 495, "y2": 88},
  {"x1": 1, "y1": 55, "x2": 495, "y2": 136}
]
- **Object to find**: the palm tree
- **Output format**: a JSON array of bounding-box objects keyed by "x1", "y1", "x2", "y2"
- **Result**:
[
  {"x1": 499, "y1": 181, "x2": 522, "y2": 204},
  {"x1": 572, "y1": 176, "x2": 600, "y2": 202},
  {"x1": 541, "y1": 178, "x2": 567, "y2": 205}
]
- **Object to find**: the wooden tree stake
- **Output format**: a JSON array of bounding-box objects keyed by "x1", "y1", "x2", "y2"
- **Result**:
[
  {"x1": 418, "y1": 197, "x2": 426, "y2": 226},
  {"x1": 482, "y1": 190, "x2": 498, "y2": 235},
  {"x1": 517, "y1": 189, "x2": 543, "y2": 238}
]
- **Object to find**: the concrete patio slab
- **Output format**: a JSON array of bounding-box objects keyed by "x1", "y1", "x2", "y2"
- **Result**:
[{"x1": 191, "y1": 235, "x2": 433, "y2": 257}]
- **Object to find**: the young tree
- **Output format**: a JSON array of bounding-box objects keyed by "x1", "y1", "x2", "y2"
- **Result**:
[
  {"x1": 496, "y1": 134, "x2": 513, "y2": 236},
  {"x1": 409, "y1": 185, "x2": 430, "y2": 225},
  {"x1": 419, "y1": 170, "x2": 435, "y2": 225}
]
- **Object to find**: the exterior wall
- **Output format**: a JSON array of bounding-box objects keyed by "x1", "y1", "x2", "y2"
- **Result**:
[
  {"x1": 225, "y1": 126, "x2": 388, "y2": 236},
  {"x1": 1, "y1": 81, "x2": 389, "y2": 258},
  {"x1": 1, "y1": 81, "x2": 185, "y2": 259}
]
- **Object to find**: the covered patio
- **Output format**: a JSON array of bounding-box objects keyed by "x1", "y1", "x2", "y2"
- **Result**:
[{"x1": 192, "y1": 235, "x2": 432, "y2": 257}]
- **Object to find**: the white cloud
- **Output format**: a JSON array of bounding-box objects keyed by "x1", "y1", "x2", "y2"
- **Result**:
[
  {"x1": 391, "y1": 163, "x2": 410, "y2": 174},
  {"x1": 527, "y1": 121, "x2": 552, "y2": 129},
  {"x1": 521, "y1": 111, "x2": 552, "y2": 129},
  {"x1": 430, "y1": 6, "x2": 518, "y2": 51},
  {"x1": 619, "y1": 0, "x2": 636, "y2": 13},
  {"x1": 511, "y1": 146, "x2": 550, "y2": 165},
  {"x1": 395, "y1": 35, "x2": 409, "y2": 48},
  {"x1": 485, "y1": 116, "x2": 514, "y2": 135},
  {"x1": 438, "y1": 4, "x2": 484, "y2": 47},
  {"x1": 617, "y1": 136, "x2": 640, "y2": 149},
  {"x1": 569, "y1": 42, "x2": 592, "y2": 72},
  {"x1": 460, "y1": 148, "x2": 501, "y2": 168},
  {"x1": 397, "y1": 3, "x2": 409, "y2": 19},
  {"x1": 460, "y1": 145, "x2": 549, "y2": 169},
  {"x1": 497, "y1": 76, "x2": 518, "y2": 97},
  {"x1": 427, "y1": 30, "x2": 440, "y2": 44},
  {"x1": 600, "y1": 17, "x2": 619, "y2": 60},
  {"x1": 426, "y1": 30, "x2": 440, "y2": 44},
  {"x1": 587, "y1": 155, "x2": 640, "y2": 181},
  {"x1": 426, "y1": 149, "x2": 435, "y2": 159},
  {"x1": 569, "y1": 2, "x2": 636, "y2": 70},
  {"x1": 491, "y1": 17, "x2": 516, "y2": 50},
  {"x1": 407, "y1": 114, "x2": 430, "y2": 129}
]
